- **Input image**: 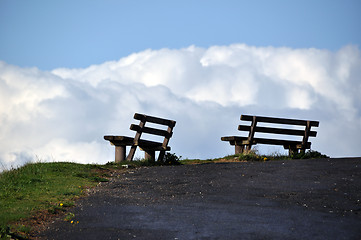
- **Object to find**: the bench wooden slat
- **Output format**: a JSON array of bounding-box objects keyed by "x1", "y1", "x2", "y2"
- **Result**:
[
  {"x1": 251, "y1": 137, "x2": 311, "y2": 148},
  {"x1": 130, "y1": 124, "x2": 173, "y2": 137},
  {"x1": 103, "y1": 136, "x2": 171, "y2": 149},
  {"x1": 136, "y1": 139, "x2": 171, "y2": 149},
  {"x1": 134, "y1": 113, "x2": 176, "y2": 127},
  {"x1": 238, "y1": 125, "x2": 317, "y2": 137},
  {"x1": 241, "y1": 114, "x2": 319, "y2": 127},
  {"x1": 136, "y1": 139, "x2": 163, "y2": 147},
  {"x1": 139, "y1": 144, "x2": 171, "y2": 151},
  {"x1": 221, "y1": 136, "x2": 311, "y2": 149},
  {"x1": 104, "y1": 135, "x2": 134, "y2": 145},
  {"x1": 221, "y1": 136, "x2": 247, "y2": 142}
]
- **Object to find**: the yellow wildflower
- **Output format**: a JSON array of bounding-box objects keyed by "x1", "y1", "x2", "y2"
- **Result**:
[{"x1": 60, "y1": 203, "x2": 63, "y2": 207}]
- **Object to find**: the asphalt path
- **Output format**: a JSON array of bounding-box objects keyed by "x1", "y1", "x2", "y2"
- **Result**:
[{"x1": 38, "y1": 158, "x2": 361, "y2": 240}]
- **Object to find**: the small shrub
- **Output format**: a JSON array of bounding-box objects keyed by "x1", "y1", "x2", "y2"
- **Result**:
[
  {"x1": 64, "y1": 212, "x2": 75, "y2": 222},
  {"x1": 163, "y1": 153, "x2": 182, "y2": 165},
  {"x1": 292, "y1": 150, "x2": 329, "y2": 159}
]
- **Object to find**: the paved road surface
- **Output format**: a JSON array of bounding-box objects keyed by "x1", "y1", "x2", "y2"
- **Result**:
[{"x1": 38, "y1": 158, "x2": 361, "y2": 240}]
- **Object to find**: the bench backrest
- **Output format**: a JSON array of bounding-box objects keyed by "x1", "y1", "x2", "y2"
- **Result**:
[
  {"x1": 239, "y1": 114, "x2": 319, "y2": 150},
  {"x1": 127, "y1": 113, "x2": 176, "y2": 161}
]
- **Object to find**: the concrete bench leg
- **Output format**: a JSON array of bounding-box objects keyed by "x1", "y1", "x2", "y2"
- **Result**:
[
  {"x1": 115, "y1": 146, "x2": 126, "y2": 163},
  {"x1": 144, "y1": 150, "x2": 155, "y2": 163},
  {"x1": 235, "y1": 145, "x2": 244, "y2": 154}
]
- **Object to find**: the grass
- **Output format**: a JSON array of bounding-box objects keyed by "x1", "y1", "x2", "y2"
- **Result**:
[
  {"x1": 219, "y1": 150, "x2": 288, "y2": 162},
  {"x1": 0, "y1": 162, "x2": 110, "y2": 239}
]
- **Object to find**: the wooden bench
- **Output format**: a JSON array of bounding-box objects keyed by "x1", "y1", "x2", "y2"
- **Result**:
[
  {"x1": 104, "y1": 113, "x2": 176, "y2": 163},
  {"x1": 221, "y1": 115, "x2": 319, "y2": 156}
]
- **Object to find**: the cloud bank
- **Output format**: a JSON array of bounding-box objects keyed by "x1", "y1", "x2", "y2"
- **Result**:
[{"x1": 1, "y1": 44, "x2": 360, "y2": 170}]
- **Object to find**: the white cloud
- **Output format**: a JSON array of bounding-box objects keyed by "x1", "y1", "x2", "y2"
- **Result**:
[
  {"x1": 1, "y1": 44, "x2": 360, "y2": 171},
  {"x1": 0, "y1": 63, "x2": 68, "y2": 122}
]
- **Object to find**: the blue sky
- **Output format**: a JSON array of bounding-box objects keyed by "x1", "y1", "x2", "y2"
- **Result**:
[
  {"x1": 1, "y1": 1, "x2": 361, "y2": 169},
  {"x1": 1, "y1": 0, "x2": 360, "y2": 70}
]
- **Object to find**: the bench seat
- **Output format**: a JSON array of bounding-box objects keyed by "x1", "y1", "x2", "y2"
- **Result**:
[
  {"x1": 104, "y1": 135, "x2": 171, "y2": 151},
  {"x1": 221, "y1": 136, "x2": 311, "y2": 149}
]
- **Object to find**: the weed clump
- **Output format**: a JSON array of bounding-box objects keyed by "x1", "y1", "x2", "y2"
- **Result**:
[
  {"x1": 292, "y1": 150, "x2": 329, "y2": 159},
  {"x1": 163, "y1": 152, "x2": 182, "y2": 165}
]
